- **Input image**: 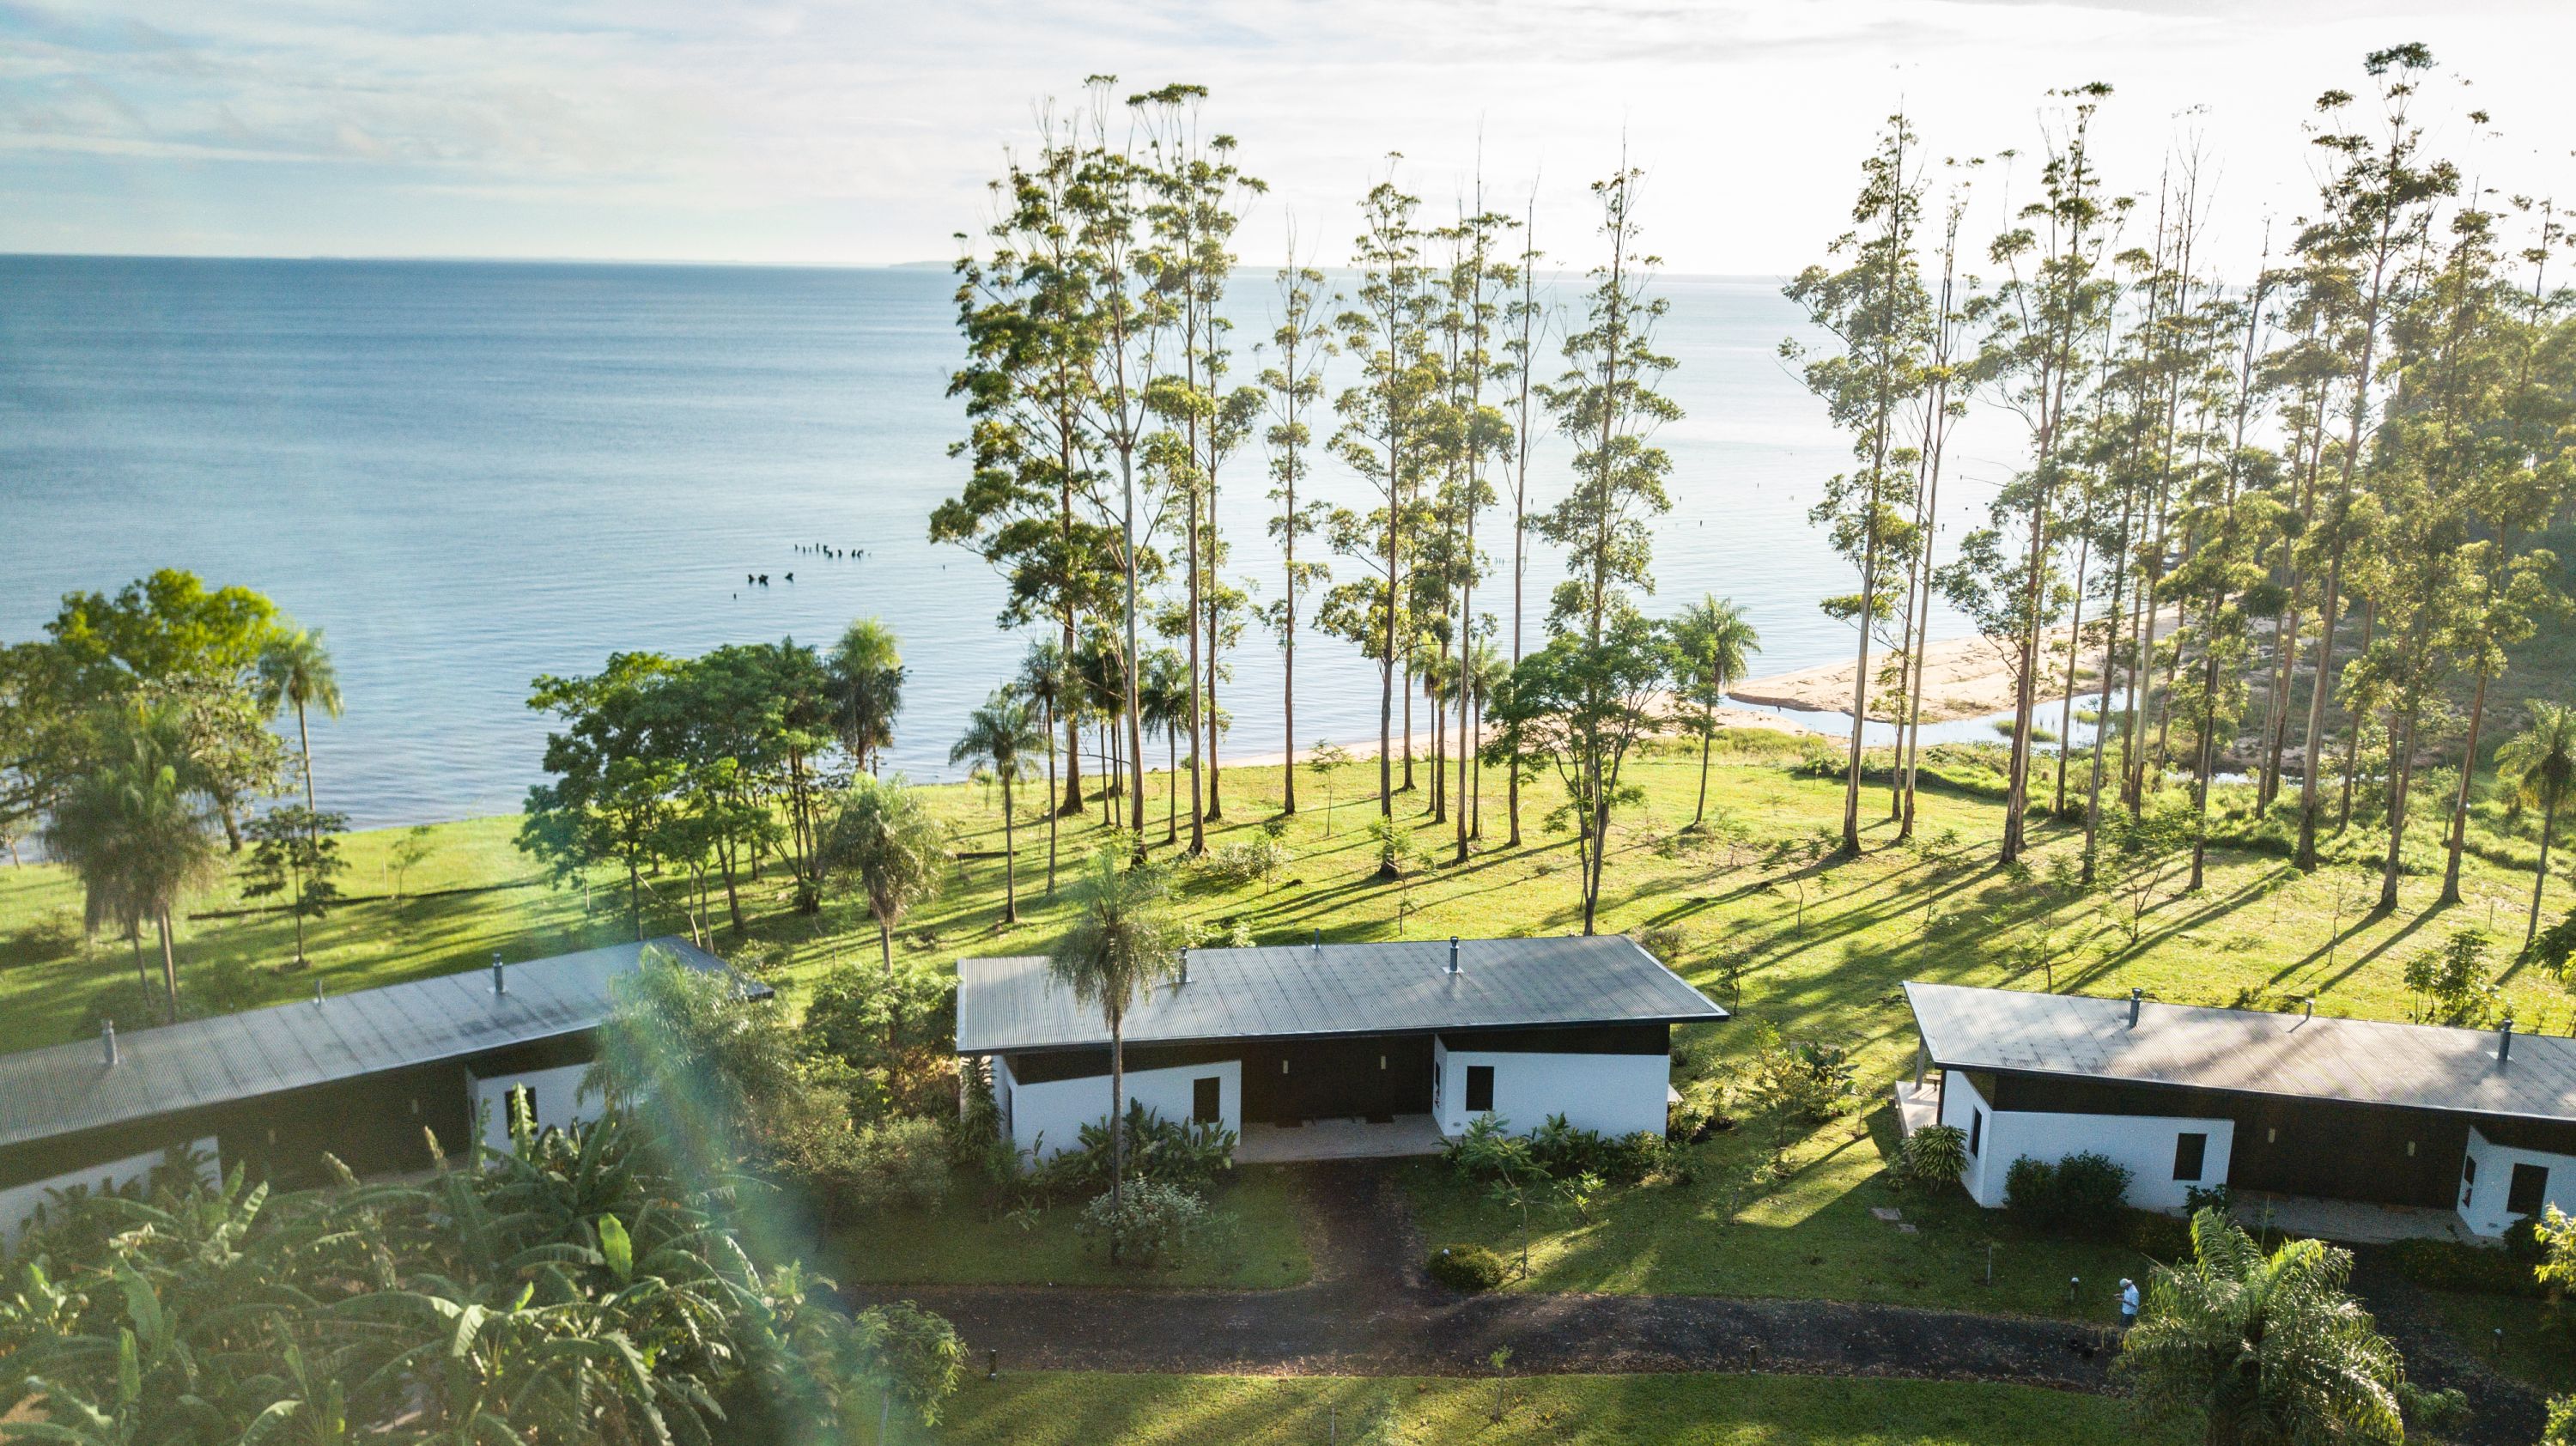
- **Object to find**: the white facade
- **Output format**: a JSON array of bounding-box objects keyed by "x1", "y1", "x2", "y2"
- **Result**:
[
  {"x1": 1, "y1": 1137, "x2": 220, "y2": 1245},
  {"x1": 1936, "y1": 1072, "x2": 2233, "y2": 1211},
  {"x1": 1431, "y1": 1036, "x2": 1671, "y2": 1139},
  {"x1": 469, "y1": 1063, "x2": 601, "y2": 1154},
  {"x1": 2458, "y1": 1126, "x2": 2576, "y2": 1237},
  {"x1": 993, "y1": 1054, "x2": 1242, "y2": 1161}
]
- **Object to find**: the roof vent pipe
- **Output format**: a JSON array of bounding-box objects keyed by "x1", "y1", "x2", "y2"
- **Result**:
[
  {"x1": 492, "y1": 953, "x2": 507, "y2": 996},
  {"x1": 2501, "y1": 1018, "x2": 2515, "y2": 1065},
  {"x1": 102, "y1": 1018, "x2": 118, "y2": 1068},
  {"x1": 314, "y1": 978, "x2": 326, "y2": 1006},
  {"x1": 1449, "y1": 937, "x2": 1461, "y2": 975},
  {"x1": 1313, "y1": 928, "x2": 1321, "y2": 954},
  {"x1": 1178, "y1": 951, "x2": 1189, "y2": 987},
  {"x1": 2128, "y1": 987, "x2": 2142, "y2": 1030},
  {"x1": 2305, "y1": 995, "x2": 2314, "y2": 1020}
]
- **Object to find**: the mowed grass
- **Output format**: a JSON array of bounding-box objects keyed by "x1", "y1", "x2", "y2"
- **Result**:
[
  {"x1": 2417, "y1": 1289, "x2": 2576, "y2": 1398},
  {"x1": 831, "y1": 1164, "x2": 1314, "y2": 1291},
  {"x1": 861, "y1": 1370, "x2": 2179, "y2": 1446},
  {"x1": 5, "y1": 728, "x2": 2572, "y2": 1328}
]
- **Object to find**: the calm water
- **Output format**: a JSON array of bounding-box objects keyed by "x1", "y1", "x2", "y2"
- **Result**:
[{"x1": 0, "y1": 257, "x2": 2002, "y2": 829}]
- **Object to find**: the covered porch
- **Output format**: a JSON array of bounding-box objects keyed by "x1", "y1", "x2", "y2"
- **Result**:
[{"x1": 1236, "y1": 1114, "x2": 1447, "y2": 1164}]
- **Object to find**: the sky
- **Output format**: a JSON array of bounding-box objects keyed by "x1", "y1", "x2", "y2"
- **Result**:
[{"x1": 3, "y1": 0, "x2": 2572, "y2": 275}]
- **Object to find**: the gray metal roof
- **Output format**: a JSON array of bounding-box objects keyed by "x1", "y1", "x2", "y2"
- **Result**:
[
  {"x1": 0, "y1": 938, "x2": 757, "y2": 1153},
  {"x1": 956, "y1": 935, "x2": 1727, "y2": 1054},
  {"x1": 1906, "y1": 981, "x2": 2576, "y2": 1124}
]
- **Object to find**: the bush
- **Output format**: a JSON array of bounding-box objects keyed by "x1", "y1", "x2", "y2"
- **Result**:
[
  {"x1": 1075, "y1": 1180, "x2": 1216, "y2": 1267},
  {"x1": 2385, "y1": 1236, "x2": 2540, "y2": 1297},
  {"x1": 1527, "y1": 1115, "x2": 1668, "y2": 1185},
  {"x1": 1746, "y1": 1023, "x2": 1858, "y2": 1123},
  {"x1": 2120, "y1": 1208, "x2": 2193, "y2": 1259},
  {"x1": 1898, "y1": 1125, "x2": 1968, "y2": 1190},
  {"x1": 1666, "y1": 1077, "x2": 1735, "y2": 1144},
  {"x1": 1204, "y1": 835, "x2": 1292, "y2": 887},
  {"x1": 2003, "y1": 1152, "x2": 2133, "y2": 1237},
  {"x1": 2183, "y1": 1182, "x2": 2235, "y2": 1216},
  {"x1": 1629, "y1": 924, "x2": 1690, "y2": 967},
  {"x1": 1443, "y1": 1115, "x2": 1540, "y2": 1184},
  {"x1": 2397, "y1": 1381, "x2": 2472, "y2": 1440},
  {"x1": 846, "y1": 1116, "x2": 951, "y2": 1215},
  {"x1": 1029, "y1": 1102, "x2": 1235, "y2": 1201},
  {"x1": 1425, "y1": 1242, "x2": 1508, "y2": 1292}
]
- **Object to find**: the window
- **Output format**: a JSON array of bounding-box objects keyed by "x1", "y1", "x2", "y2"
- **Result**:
[
  {"x1": 1193, "y1": 1076, "x2": 1221, "y2": 1125},
  {"x1": 1968, "y1": 1108, "x2": 1983, "y2": 1157},
  {"x1": 2172, "y1": 1132, "x2": 2208, "y2": 1182},
  {"x1": 2510, "y1": 1163, "x2": 2550, "y2": 1217},
  {"x1": 1465, "y1": 1065, "x2": 1495, "y2": 1114},
  {"x1": 2463, "y1": 1156, "x2": 2478, "y2": 1209}
]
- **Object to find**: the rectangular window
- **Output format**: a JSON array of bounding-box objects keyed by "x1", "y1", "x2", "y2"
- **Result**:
[
  {"x1": 2173, "y1": 1132, "x2": 2208, "y2": 1182},
  {"x1": 1968, "y1": 1108, "x2": 1983, "y2": 1157},
  {"x1": 1193, "y1": 1076, "x2": 1221, "y2": 1125},
  {"x1": 2510, "y1": 1162, "x2": 2550, "y2": 1216},
  {"x1": 1465, "y1": 1064, "x2": 1495, "y2": 1114}
]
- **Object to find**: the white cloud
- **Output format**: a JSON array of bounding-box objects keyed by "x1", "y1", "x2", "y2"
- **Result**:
[{"x1": 0, "y1": 0, "x2": 2568, "y2": 269}]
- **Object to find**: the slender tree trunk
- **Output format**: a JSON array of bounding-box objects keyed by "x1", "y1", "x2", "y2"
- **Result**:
[
  {"x1": 131, "y1": 930, "x2": 148, "y2": 994},
  {"x1": 1109, "y1": 1024, "x2": 1127, "y2": 1264},
  {"x1": 2530, "y1": 787, "x2": 2561, "y2": 947},
  {"x1": 2339, "y1": 598, "x2": 2374, "y2": 829},
  {"x1": 1043, "y1": 703, "x2": 1059, "y2": 895},
  {"x1": 1284, "y1": 508, "x2": 1299, "y2": 813},
  {"x1": 1167, "y1": 730, "x2": 1178, "y2": 846},
  {"x1": 2187, "y1": 613, "x2": 2226, "y2": 891},
  {"x1": 156, "y1": 908, "x2": 179, "y2": 1024},
  {"x1": 2053, "y1": 536, "x2": 2092, "y2": 817},
  {"x1": 2440, "y1": 663, "x2": 2493, "y2": 904},
  {"x1": 1000, "y1": 773, "x2": 1018, "y2": 924},
  {"x1": 2295, "y1": 545, "x2": 2348, "y2": 866},
  {"x1": 1841, "y1": 516, "x2": 1882, "y2": 855},
  {"x1": 1695, "y1": 731, "x2": 1712, "y2": 827},
  {"x1": 2381, "y1": 706, "x2": 2420, "y2": 911}
]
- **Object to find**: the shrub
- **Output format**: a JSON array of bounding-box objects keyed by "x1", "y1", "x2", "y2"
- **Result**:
[
  {"x1": 1527, "y1": 1115, "x2": 1668, "y2": 1185},
  {"x1": 2003, "y1": 1152, "x2": 2133, "y2": 1237},
  {"x1": 1030, "y1": 1102, "x2": 1234, "y2": 1200},
  {"x1": 2397, "y1": 1381, "x2": 2472, "y2": 1440},
  {"x1": 2385, "y1": 1237, "x2": 2539, "y2": 1297},
  {"x1": 1205, "y1": 835, "x2": 1292, "y2": 886},
  {"x1": 1426, "y1": 1242, "x2": 1508, "y2": 1292},
  {"x1": 847, "y1": 1116, "x2": 951, "y2": 1215},
  {"x1": 1667, "y1": 1077, "x2": 1735, "y2": 1144},
  {"x1": 1629, "y1": 924, "x2": 1690, "y2": 967},
  {"x1": 1075, "y1": 1180, "x2": 1216, "y2": 1267},
  {"x1": 1745, "y1": 1023, "x2": 1857, "y2": 1123},
  {"x1": 1443, "y1": 1115, "x2": 1540, "y2": 1184},
  {"x1": 1898, "y1": 1125, "x2": 1968, "y2": 1190},
  {"x1": 2120, "y1": 1208, "x2": 2193, "y2": 1259},
  {"x1": 2183, "y1": 1182, "x2": 2235, "y2": 1216}
]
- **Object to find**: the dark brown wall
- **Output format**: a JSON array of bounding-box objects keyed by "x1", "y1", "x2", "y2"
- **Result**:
[
  {"x1": 1240, "y1": 1036, "x2": 1434, "y2": 1124},
  {"x1": 1983, "y1": 1072, "x2": 2488, "y2": 1210}
]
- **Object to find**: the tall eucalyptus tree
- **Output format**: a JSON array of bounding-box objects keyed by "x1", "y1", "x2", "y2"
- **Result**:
[
  {"x1": 1498, "y1": 192, "x2": 1549, "y2": 848},
  {"x1": 1261, "y1": 241, "x2": 1335, "y2": 813}
]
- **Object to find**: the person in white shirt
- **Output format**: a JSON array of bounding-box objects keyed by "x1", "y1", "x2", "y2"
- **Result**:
[{"x1": 2119, "y1": 1277, "x2": 2141, "y2": 1329}]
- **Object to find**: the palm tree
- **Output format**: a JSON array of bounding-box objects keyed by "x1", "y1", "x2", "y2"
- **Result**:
[
  {"x1": 1668, "y1": 596, "x2": 1761, "y2": 829},
  {"x1": 2116, "y1": 1208, "x2": 2403, "y2": 1446},
  {"x1": 45, "y1": 700, "x2": 222, "y2": 1024},
  {"x1": 2499, "y1": 700, "x2": 2576, "y2": 947},
  {"x1": 823, "y1": 774, "x2": 948, "y2": 980},
  {"x1": 255, "y1": 623, "x2": 342, "y2": 827},
  {"x1": 950, "y1": 692, "x2": 1042, "y2": 923},
  {"x1": 829, "y1": 618, "x2": 906, "y2": 775},
  {"x1": 1138, "y1": 648, "x2": 1191, "y2": 847},
  {"x1": 1018, "y1": 641, "x2": 1074, "y2": 891},
  {"x1": 1048, "y1": 848, "x2": 1187, "y2": 1262}
]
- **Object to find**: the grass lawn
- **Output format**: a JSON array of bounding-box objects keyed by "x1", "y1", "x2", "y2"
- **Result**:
[
  {"x1": 831, "y1": 1165, "x2": 1314, "y2": 1291},
  {"x1": 9, "y1": 727, "x2": 2576, "y2": 1300},
  {"x1": 863, "y1": 1370, "x2": 2181, "y2": 1445},
  {"x1": 2419, "y1": 1289, "x2": 2576, "y2": 1398}
]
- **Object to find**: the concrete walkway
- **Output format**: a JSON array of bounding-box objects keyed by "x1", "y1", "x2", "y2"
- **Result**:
[{"x1": 1236, "y1": 1115, "x2": 1446, "y2": 1164}]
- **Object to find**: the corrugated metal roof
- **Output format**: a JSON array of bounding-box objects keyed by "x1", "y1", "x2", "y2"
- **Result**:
[
  {"x1": 0, "y1": 937, "x2": 756, "y2": 1152},
  {"x1": 956, "y1": 935, "x2": 1727, "y2": 1054},
  {"x1": 1906, "y1": 981, "x2": 2576, "y2": 1124}
]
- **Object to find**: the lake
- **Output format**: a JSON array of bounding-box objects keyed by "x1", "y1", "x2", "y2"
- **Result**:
[{"x1": 0, "y1": 256, "x2": 2012, "y2": 829}]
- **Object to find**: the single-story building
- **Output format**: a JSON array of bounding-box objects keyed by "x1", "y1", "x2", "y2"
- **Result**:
[
  {"x1": 0, "y1": 937, "x2": 761, "y2": 1242},
  {"x1": 1903, "y1": 981, "x2": 2576, "y2": 1236},
  {"x1": 955, "y1": 934, "x2": 1726, "y2": 1162}
]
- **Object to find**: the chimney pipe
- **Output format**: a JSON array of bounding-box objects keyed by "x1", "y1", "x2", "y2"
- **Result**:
[
  {"x1": 1178, "y1": 951, "x2": 1189, "y2": 987},
  {"x1": 492, "y1": 953, "x2": 507, "y2": 996},
  {"x1": 2501, "y1": 1018, "x2": 2515, "y2": 1065},
  {"x1": 102, "y1": 1018, "x2": 118, "y2": 1068},
  {"x1": 2128, "y1": 988, "x2": 2142, "y2": 1030},
  {"x1": 2305, "y1": 995, "x2": 2314, "y2": 1020},
  {"x1": 1313, "y1": 928, "x2": 1321, "y2": 954},
  {"x1": 314, "y1": 978, "x2": 325, "y2": 1006},
  {"x1": 1448, "y1": 937, "x2": 1461, "y2": 975}
]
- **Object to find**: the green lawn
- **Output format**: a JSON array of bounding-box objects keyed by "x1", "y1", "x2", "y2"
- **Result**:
[
  {"x1": 865, "y1": 1370, "x2": 2179, "y2": 1445},
  {"x1": 2419, "y1": 1289, "x2": 2576, "y2": 1398},
  {"x1": 831, "y1": 1165, "x2": 1313, "y2": 1291},
  {"x1": 9, "y1": 729, "x2": 2575, "y2": 1301}
]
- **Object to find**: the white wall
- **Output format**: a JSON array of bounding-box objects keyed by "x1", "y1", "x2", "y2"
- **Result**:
[
  {"x1": 1, "y1": 1137, "x2": 219, "y2": 1246},
  {"x1": 1433, "y1": 1039, "x2": 1670, "y2": 1139},
  {"x1": 1935, "y1": 1072, "x2": 2232, "y2": 1211},
  {"x1": 470, "y1": 1063, "x2": 601, "y2": 1154},
  {"x1": 995, "y1": 1055, "x2": 1242, "y2": 1161},
  {"x1": 2458, "y1": 1127, "x2": 2576, "y2": 1237}
]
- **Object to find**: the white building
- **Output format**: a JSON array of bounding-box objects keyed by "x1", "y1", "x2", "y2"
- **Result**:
[
  {"x1": 1905, "y1": 981, "x2": 2576, "y2": 1238},
  {"x1": 957, "y1": 935, "x2": 1726, "y2": 1163}
]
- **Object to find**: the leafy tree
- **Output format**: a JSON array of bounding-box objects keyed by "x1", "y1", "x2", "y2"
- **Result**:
[
  {"x1": 1306, "y1": 738, "x2": 1352, "y2": 836},
  {"x1": 43, "y1": 698, "x2": 222, "y2": 1023},
  {"x1": 253, "y1": 623, "x2": 342, "y2": 834},
  {"x1": 801, "y1": 961, "x2": 959, "y2": 1121},
  {"x1": 2116, "y1": 1208, "x2": 2403, "y2": 1446},
  {"x1": 1485, "y1": 608, "x2": 1668, "y2": 933},
  {"x1": 823, "y1": 774, "x2": 950, "y2": 980},
  {"x1": 829, "y1": 618, "x2": 906, "y2": 776},
  {"x1": 1016, "y1": 640, "x2": 1077, "y2": 892},
  {"x1": 586, "y1": 943, "x2": 808, "y2": 1184},
  {"x1": 519, "y1": 652, "x2": 680, "y2": 938},
  {"x1": 1786, "y1": 112, "x2": 1932, "y2": 854},
  {"x1": 2500, "y1": 701, "x2": 2576, "y2": 946},
  {"x1": 241, "y1": 805, "x2": 349, "y2": 971},
  {"x1": 1048, "y1": 846, "x2": 1188, "y2": 1261},
  {"x1": 854, "y1": 1300, "x2": 967, "y2": 1443},
  {"x1": 1666, "y1": 595, "x2": 1759, "y2": 829},
  {"x1": 2103, "y1": 800, "x2": 2193, "y2": 944},
  {"x1": 950, "y1": 690, "x2": 1042, "y2": 922},
  {"x1": 1137, "y1": 647, "x2": 1193, "y2": 846},
  {"x1": 1261, "y1": 251, "x2": 1336, "y2": 814},
  {"x1": 386, "y1": 823, "x2": 436, "y2": 904}
]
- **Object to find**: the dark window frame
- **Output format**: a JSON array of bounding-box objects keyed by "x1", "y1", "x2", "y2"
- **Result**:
[
  {"x1": 2509, "y1": 1161, "x2": 2550, "y2": 1217},
  {"x1": 1968, "y1": 1108, "x2": 1983, "y2": 1157},
  {"x1": 1464, "y1": 1064, "x2": 1495, "y2": 1113},
  {"x1": 1192, "y1": 1076, "x2": 1222, "y2": 1126},
  {"x1": 2173, "y1": 1132, "x2": 2208, "y2": 1182}
]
